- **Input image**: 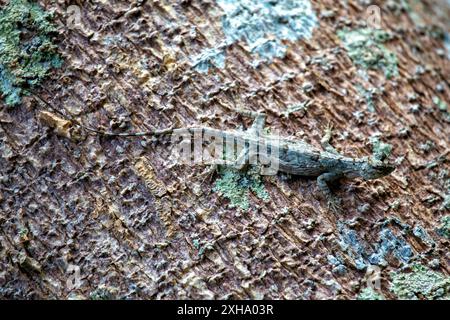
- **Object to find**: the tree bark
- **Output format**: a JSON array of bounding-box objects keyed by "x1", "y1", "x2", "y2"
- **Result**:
[{"x1": 0, "y1": 0, "x2": 449, "y2": 299}]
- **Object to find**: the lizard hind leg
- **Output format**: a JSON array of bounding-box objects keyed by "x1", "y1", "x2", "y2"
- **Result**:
[
  {"x1": 200, "y1": 164, "x2": 219, "y2": 185},
  {"x1": 200, "y1": 148, "x2": 249, "y2": 185},
  {"x1": 221, "y1": 146, "x2": 250, "y2": 171},
  {"x1": 317, "y1": 172, "x2": 343, "y2": 214},
  {"x1": 231, "y1": 147, "x2": 250, "y2": 170},
  {"x1": 224, "y1": 106, "x2": 267, "y2": 135}
]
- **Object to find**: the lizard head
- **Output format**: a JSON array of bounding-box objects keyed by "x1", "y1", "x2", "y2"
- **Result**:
[{"x1": 360, "y1": 158, "x2": 396, "y2": 180}]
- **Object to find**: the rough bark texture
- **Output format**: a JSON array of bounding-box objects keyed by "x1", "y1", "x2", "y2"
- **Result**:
[{"x1": 0, "y1": 0, "x2": 449, "y2": 300}]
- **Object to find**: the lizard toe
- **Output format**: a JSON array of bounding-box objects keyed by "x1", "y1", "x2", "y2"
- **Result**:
[{"x1": 327, "y1": 196, "x2": 343, "y2": 214}]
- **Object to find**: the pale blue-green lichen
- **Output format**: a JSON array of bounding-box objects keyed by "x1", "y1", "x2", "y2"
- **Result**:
[
  {"x1": 192, "y1": 238, "x2": 213, "y2": 256},
  {"x1": 412, "y1": 225, "x2": 435, "y2": 247},
  {"x1": 357, "y1": 287, "x2": 385, "y2": 300},
  {"x1": 370, "y1": 136, "x2": 393, "y2": 160},
  {"x1": 89, "y1": 286, "x2": 116, "y2": 300},
  {"x1": 213, "y1": 167, "x2": 269, "y2": 211},
  {"x1": 192, "y1": 238, "x2": 200, "y2": 251},
  {"x1": 369, "y1": 228, "x2": 413, "y2": 266},
  {"x1": 432, "y1": 96, "x2": 450, "y2": 123},
  {"x1": 338, "y1": 28, "x2": 398, "y2": 79},
  {"x1": 444, "y1": 32, "x2": 450, "y2": 60},
  {"x1": 191, "y1": 47, "x2": 226, "y2": 73},
  {"x1": 436, "y1": 216, "x2": 450, "y2": 238},
  {"x1": 0, "y1": 0, "x2": 61, "y2": 106},
  {"x1": 193, "y1": 0, "x2": 317, "y2": 72},
  {"x1": 418, "y1": 140, "x2": 435, "y2": 153},
  {"x1": 338, "y1": 222, "x2": 415, "y2": 270},
  {"x1": 337, "y1": 224, "x2": 368, "y2": 270},
  {"x1": 357, "y1": 86, "x2": 377, "y2": 113},
  {"x1": 327, "y1": 254, "x2": 347, "y2": 275},
  {"x1": 403, "y1": 0, "x2": 425, "y2": 26},
  {"x1": 433, "y1": 96, "x2": 448, "y2": 112},
  {"x1": 440, "y1": 195, "x2": 450, "y2": 211},
  {"x1": 390, "y1": 264, "x2": 450, "y2": 300}
]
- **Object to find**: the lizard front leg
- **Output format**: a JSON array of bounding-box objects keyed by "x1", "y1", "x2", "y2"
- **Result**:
[
  {"x1": 200, "y1": 164, "x2": 218, "y2": 184},
  {"x1": 317, "y1": 172, "x2": 343, "y2": 213},
  {"x1": 202, "y1": 145, "x2": 250, "y2": 183},
  {"x1": 228, "y1": 147, "x2": 250, "y2": 170},
  {"x1": 249, "y1": 113, "x2": 267, "y2": 135},
  {"x1": 321, "y1": 123, "x2": 340, "y2": 155}
]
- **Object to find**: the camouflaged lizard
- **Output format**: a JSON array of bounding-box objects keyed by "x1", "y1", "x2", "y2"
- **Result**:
[
  {"x1": 155, "y1": 112, "x2": 394, "y2": 212},
  {"x1": 34, "y1": 94, "x2": 395, "y2": 212}
]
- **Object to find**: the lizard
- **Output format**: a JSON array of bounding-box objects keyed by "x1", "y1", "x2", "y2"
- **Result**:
[
  {"x1": 157, "y1": 112, "x2": 394, "y2": 212},
  {"x1": 33, "y1": 94, "x2": 395, "y2": 212}
]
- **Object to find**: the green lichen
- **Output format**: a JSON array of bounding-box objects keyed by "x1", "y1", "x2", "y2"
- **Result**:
[
  {"x1": 440, "y1": 195, "x2": 450, "y2": 211},
  {"x1": 357, "y1": 86, "x2": 377, "y2": 112},
  {"x1": 370, "y1": 136, "x2": 393, "y2": 160},
  {"x1": 18, "y1": 227, "x2": 28, "y2": 238},
  {"x1": 432, "y1": 96, "x2": 450, "y2": 123},
  {"x1": 192, "y1": 238, "x2": 213, "y2": 257},
  {"x1": 390, "y1": 264, "x2": 450, "y2": 300},
  {"x1": 89, "y1": 286, "x2": 116, "y2": 300},
  {"x1": 338, "y1": 28, "x2": 398, "y2": 79},
  {"x1": 433, "y1": 96, "x2": 448, "y2": 112},
  {"x1": 213, "y1": 167, "x2": 270, "y2": 211},
  {"x1": 192, "y1": 238, "x2": 200, "y2": 250},
  {"x1": 357, "y1": 287, "x2": 385, "y2": 300},
  {"x1": 0, "y1": 0, "x2": 61, "y2": 106},
  {"x1": 437, "y1": 216, "x2": 450, "y2": 238}
]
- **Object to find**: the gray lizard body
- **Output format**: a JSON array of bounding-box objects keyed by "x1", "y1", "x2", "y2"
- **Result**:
[{"x1": 139, "y1": 113, "x2": 395, "y2": 212}]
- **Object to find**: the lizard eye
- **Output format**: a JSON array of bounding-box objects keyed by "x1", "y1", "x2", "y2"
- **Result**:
[
  {"x1": 369, "y1": 158, "x2": 383, "y2": 167},
  {"x1": 372, "y1": 153, "x2": 387, "y2": 162},
  {"x1": 364, "y1": 159, "x2": 395, "y2": 179}
]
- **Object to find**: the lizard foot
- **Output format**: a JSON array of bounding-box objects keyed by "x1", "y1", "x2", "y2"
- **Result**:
[
  {"x1": 326, "y1": 196, "x2": 343, "y2": 214},
  {"x1": 324, "y1": 122, "x2": 334, "y2": 138},
  {"x1": 200, "y1": 165, "x2": 218, "y2": 184},
  {"x1": 322, "y1": 122, "x2": 334, "y2": 139},
  {"x1": 321, "y1": 122, "x2": 340, "y2": 155}
]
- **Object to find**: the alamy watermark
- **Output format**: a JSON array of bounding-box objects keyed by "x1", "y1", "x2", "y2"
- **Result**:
[
  {"x1": 365, "y1": 5, "x2": 382, "y2": 29},
  {"x1": 66, "y1": 264, "x2": 82, "y2": 290},
  {"x1": 65, "y1": 4, "x2": 383, "y2": 32},
  {"x1": 169, "y1": 128, "x2": 281, "y2": 175},
  {"x1": 66, "y1": 5, "x2": 82, "y2": 30},
  {"x1": 365, "y1": 265, "x2": 382, "y2": 291}
]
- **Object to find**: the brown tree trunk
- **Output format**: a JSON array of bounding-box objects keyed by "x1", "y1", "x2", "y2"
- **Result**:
[{"x1": 0, "y1": 0, "x2": 449, "y2": 299}]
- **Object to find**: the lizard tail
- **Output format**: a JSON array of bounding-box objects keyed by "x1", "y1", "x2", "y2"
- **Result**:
[{"x1": 30, "y1": 90, "x2": 175, "y2": 137}]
